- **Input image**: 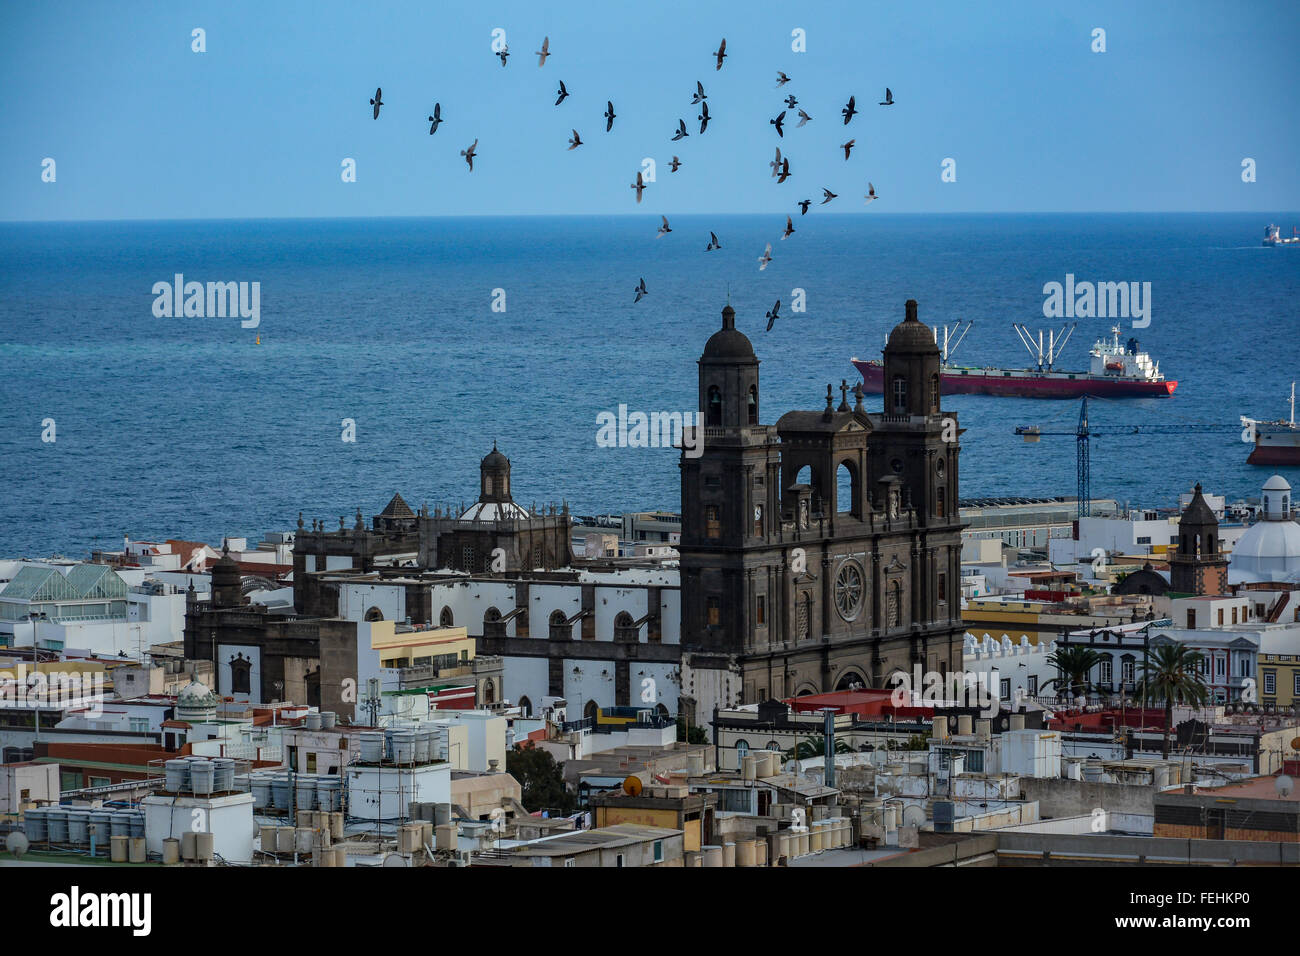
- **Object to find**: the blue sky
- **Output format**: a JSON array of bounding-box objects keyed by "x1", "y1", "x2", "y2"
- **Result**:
[{"x1": 1, "y1": 0, "x2": 1297, "y2": 220}]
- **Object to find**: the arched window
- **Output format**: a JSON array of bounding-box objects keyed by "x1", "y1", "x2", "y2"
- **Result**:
[
  {"x1": 584, "y1": 700, "x2": 599, "y2": 722},
  {"x1": 707, "y1": 385, "x2": 722, "y2": 426},
  {"x1": 364, "y1": 606, "x2": 384, "y2": 622},
  {"x1": 484, "y1": 606, "x2": 504, "y2": 638},
  {"x1": 892, "y1": 376, "x2": 908, "y2": 413},
  {"x1": 735, "y1": 739, "x2": 750, "y2": 760},
  {"x1": 614, "y1": 611, "x2": 638, "y2": 643},
  {"x1": 518, "y1": 695, "x2": 533, "y2": 717},
  {"x1": 439, "y1": 606, "x2": 454, "y2": 627},
  {"x1": 836, "y1": 462, "x2": 856, "y2": 515},
  {"x1": 305, "y1": 668, "x2": 321, "y2": 709},
  {"x1": 766, "y1": 740, "x2": 781, "y2": 751},
  {"x1": 482, "y1": 678, "x2": 495, "y2": 705},
  {"x1": 228, "y1": 654, "x2": 251, "y2": 696},
  {"x1": 549, "y1": 609, "x2": 570, "y2": 640},
  {"x1": 747, "y1": 385, "x2": 758, "y2": 425}
]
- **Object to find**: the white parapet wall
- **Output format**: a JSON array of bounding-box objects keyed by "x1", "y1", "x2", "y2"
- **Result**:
[{"x1": 141, "y1": 791, "x2": 256, "y2": 863}]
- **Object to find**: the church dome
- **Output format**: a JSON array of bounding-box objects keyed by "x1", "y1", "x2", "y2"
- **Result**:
[
  {"x1": 176, "y1": 681, "x2": 218, "y2": 721},
  {"x1": 1229, "y1": 476, "x2": 1300, "y2": 583},
  {"x1": 702, "y1": 305, "x2": 756, "y2": 361},
  {"x1": 885, "y1": 300, "x2": 940, "y2": 353},
  {"x1": 482, "y1": 444, "x2": 509, "y2": 469}
]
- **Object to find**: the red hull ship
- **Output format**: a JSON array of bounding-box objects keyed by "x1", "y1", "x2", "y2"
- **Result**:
[{"x1": 853, "y1": 323, "x2": 1177, "y2": 400}]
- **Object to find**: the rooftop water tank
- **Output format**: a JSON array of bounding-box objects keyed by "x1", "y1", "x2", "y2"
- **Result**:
[
  {"x1": 213, "y1": 758, "x2": 235, "y2": 794},
  {"x1": 189, "y1": 760, "x2": 215, "y2": 796},
  {"x1": 23, "y1": 807, "x2": 48, "y2": 843},
  {"x1": 360, "y1": 732, "x2": 385, "y2": 764},
  {"x1": 67, "y1": 810, "x2": 90, "y2": 846}
]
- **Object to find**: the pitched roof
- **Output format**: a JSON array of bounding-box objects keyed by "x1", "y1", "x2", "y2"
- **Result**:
[{"x1": 380, "y1": 493, "x2": 416, "y2": 519}]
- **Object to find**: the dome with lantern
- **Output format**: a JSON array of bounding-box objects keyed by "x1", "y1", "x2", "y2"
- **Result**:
[
  {"x1": 175, "y1": 680, "x2": 218, "y2": 722},
  {"x1": 1229, "y1": 476, "x2": 1300, "y2": 584}
]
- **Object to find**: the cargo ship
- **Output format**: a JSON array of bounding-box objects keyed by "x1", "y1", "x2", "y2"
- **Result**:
[
  {"x1": 1243, "y1": 383, "x2": 1300, "y2": 466},
  {"x1": 852, "y1": 323, "x2": 1177, "y2": 399},
  {"x1": 1264, "y1": 224, "x2": 1300, "y2": 246}
]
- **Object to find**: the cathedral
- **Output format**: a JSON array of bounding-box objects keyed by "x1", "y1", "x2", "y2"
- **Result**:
[{"x1": 677, "y1": 300, "x2": 967, "y2": 722}]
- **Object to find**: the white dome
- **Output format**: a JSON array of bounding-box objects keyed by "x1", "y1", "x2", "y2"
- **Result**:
[
  {"x1": 178, "y1": 680, "x2": 214, "y2": 702},
  {"x1": 1229, "y1": 517, "x2": 1300, "y2": 583},
  {"x1": 1263, "y1": 475, "x2": 1292, "y2": 492}
]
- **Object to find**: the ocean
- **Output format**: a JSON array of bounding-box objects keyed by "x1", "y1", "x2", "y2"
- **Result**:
[{"x1": 0, "y1": 212, "x2": 1297, "y2": 558}]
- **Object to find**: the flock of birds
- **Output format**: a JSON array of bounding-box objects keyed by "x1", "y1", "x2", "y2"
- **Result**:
[{"x1": 366, "y1": 36, "x2": 896, "y2": 325}]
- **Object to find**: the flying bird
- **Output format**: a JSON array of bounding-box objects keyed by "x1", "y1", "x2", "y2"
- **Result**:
[
  {"x1": 427, "y1": 103, "x2": 442, "y2": 134},
  {"x1": 672, "y1": 119, "x2": 689, "y2": 141},
  {"x1": 796, "y1": 109, "x2": 812, "y2": 127},
  {"x1": 841, "y1": 139, "x2": 855, "y2": 160},
  {"x1": 656, "y1": 216, "x2": 672, "y2": 238},
  {"x1": 776, "y1": 71, "x2": 791, "y2": 87},
  {"x1": 765, "y1": 299, "x2": 782, "y2": 331},
  {"x1": 669, "y1": 155, "x2": 682, "y2": 172},
  {"x1": 536, "y1": 37, "x2": 550, "y2": 67},
  {"x1": 692, "y1": 81, "x2": 707, "y2": 104},
  {"x1": 568, "y1": 129, "x2": 582, "y2": 150},
  {"x1": 370, "y1": 87, "x2": 383, "y2": 120},
  {"x1": 698, "y1": 102, "x2": 710, "y2": 133},
  {"x1": 631, "y1": 171, "x2": 646, "y2": 203},
  {"x1": 497, "y1": 44, "x2": 509, "y2": 67},
  {"x1": 713, "y1": 38, "x2": 727, "y2": 70},
  {"x1": 781, "y1": 215, "x2": 795, "y2": 239},
  {"x1": 604, "y1": 101, "x2": 616, "y2": 132},
  {"x1": 634, "y1": 277, "x2": 648, "y2": 302},
  {"x1": 758, "y1": 243, "x2": 772, "y2": 271},
  {"x1": 797, "y1": 199, "x2": 811, "y2": 215},
  {"x1": 706, "y1": 231, "x2": 720, "y2": 251},
  {"x1": 770, "y1": 147, "x2": 783, "y2": 177},
  {"x1": 842, "y1": 95, "x2": 857, "y2": 124},
  {"x1": 864, "y1": 181, "x2": 878, "y2": 204},
  {"x1": 461, "y1": 139, "x2": 478, "y2": 171},
  {"x1": 879, "y1": 87, "x2": 894, "y2": 106},
  {"x1": 555, "y1": 80, "x2": 569, "y2": 105},
  {"x1": 784, "y1": 94, "x2": 798, "y2": 109},
  {"x1": 770, "y1": 111, "x2": 785, "y2": 137},
  {"x1": 777, "y1": 157, "x2": 791, "y2": 183},
  {"x1": 821, "y1": 187, "x2": 837, "y2": 204}
]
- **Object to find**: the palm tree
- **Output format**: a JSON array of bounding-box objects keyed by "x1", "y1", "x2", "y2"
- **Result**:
[
  {"x1": 1043, "y1": 645, "x2": 1106, "y2": 702},
  {"x1": 1136, "y1": 642, "x2": 1209, "y2": 758}
]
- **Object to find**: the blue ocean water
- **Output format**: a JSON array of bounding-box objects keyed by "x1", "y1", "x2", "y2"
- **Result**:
[{"x1": 0, "y1": 213, "x2": 1297, "y2": 558}]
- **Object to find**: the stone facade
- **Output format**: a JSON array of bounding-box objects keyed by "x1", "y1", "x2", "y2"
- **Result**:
[{"x1": 678, "y1": 300, "x2": 967, "y2": 722}]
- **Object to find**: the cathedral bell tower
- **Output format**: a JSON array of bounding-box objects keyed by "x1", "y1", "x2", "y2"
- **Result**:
[{"x1": 1169, "y1": 483, "x2": 1228, "y2": 595}]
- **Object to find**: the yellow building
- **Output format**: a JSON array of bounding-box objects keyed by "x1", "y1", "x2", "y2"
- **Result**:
[
  {"x1": 590, "y1": 787, "x2": 716, "y2": 853},
  {"x1": 1259, "y1": 652, "x2": 1300, "y2": 711}
]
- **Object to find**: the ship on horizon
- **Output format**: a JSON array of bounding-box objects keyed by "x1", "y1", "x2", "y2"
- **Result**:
[
  {"x1": 852, "y1": 323, "x2": 1177, "y2": 399},
  {"x1": 1243, "y1": 383, "x2": 1300, "y2": 466},
  {"x1": 1264, "y1": 223, "x2": 1300, "y2": 246}
]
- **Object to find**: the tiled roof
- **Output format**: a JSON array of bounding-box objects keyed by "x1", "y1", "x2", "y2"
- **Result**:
[{"x1": 380, "y1": 493, "x2": 416, "y2": 519}]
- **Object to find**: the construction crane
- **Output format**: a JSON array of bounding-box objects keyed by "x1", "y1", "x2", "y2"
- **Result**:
[{"x1": 1014, "y1": 396, "x2": 1237, "y2": 518}]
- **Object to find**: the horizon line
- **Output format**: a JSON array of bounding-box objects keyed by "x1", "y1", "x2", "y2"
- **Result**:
[{"x1": 2, "y1": 209, "x2": 1297, "y2": 226}]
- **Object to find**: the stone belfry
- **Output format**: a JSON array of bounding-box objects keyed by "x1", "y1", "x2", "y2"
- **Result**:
[
  {"x1": 678, "y1": 299, "x2": 967, "y2": 727},
  {"x1": 1169, "y1": 483, "x2": 1228, "y2": 595}
]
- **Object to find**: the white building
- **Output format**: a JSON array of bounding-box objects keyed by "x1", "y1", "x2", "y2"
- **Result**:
[{"x1": 1229, "y1": 475, "x2": 1300, "y2": 585}]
